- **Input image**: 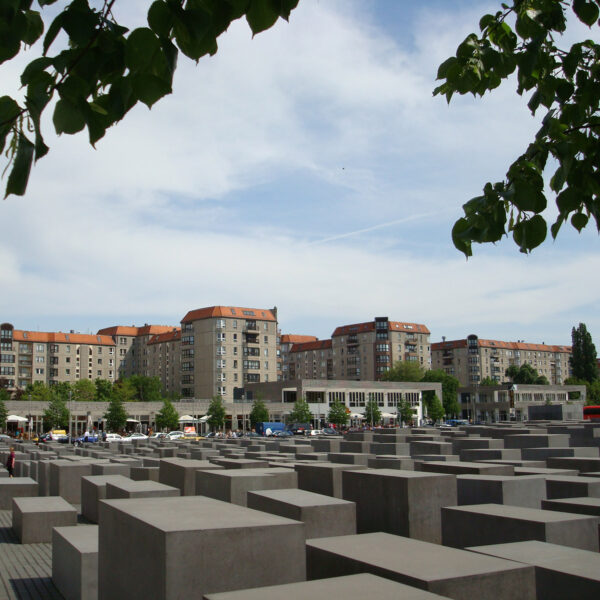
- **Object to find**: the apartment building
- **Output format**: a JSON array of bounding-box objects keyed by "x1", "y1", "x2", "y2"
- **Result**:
[
  {"x1": 288, "y1": 339, "x2": 332, "y2": 380},
  {"x1": 0, "y1": 322, "x2": 116, "y2": 390},
  {"x1": 146, "y1": 328, "x2": 181, "y2": 394},
  {"x1": 431, "y1": 334, "x2": 572, "y2": 386},
  {"x1": 280, "y1": 334, "x2": 318, "y2": 381},
  {"x1": 331, "y1": 317, "x2": 431, "y2": 380},
  {"x1": 179, "y1": 306, "x2": 279, "y2": 401},
  {"x1": 97, "y1": 324, "x2": 176, "y2": 379}
]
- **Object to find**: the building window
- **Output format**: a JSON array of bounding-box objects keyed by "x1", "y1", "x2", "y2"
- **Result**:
[
  {"x1": 65, "y1": 369, "x2": 70, "y2": 375},
  {"x1": 66, "y1": 357, "x2": 71, "y2": 363},
  {"x1": 264, "y1": 361, "x2": 268, "y2": 369},
  {"x1": 217, "y1": 373, "x2": 226, "y2": 382},
  {"x1": 35, "y1": 367, "x2": 44, "y2": 374},
  {"x1": 216, "y1": 319, "x2": 226, "y2": 329},
  {"x1": 182, "y1": 349, "x2": 194, "y2": 358},
  {"x1": 182, "y1": 335, "x2": 194, "y2": 345},
  {"x1": 98, "y1": 359, "x2": 102, "y2": 364},
  {"x1": 36, "y1": 344, "x2": 44, "y2": 352},
  {"x1": 217, "y1": 386, "x2": 226, "y2": 396},
  {"x1": 217, "y1": 360, "x2": 226, "y2": 369},
  {"x1": 0, "y1": 354, "x2": 14, "y2": 363},
  {"x1": 182, "y1": 362, "x2": 194, "y2": 371},
  {"x1": 216, "y1": 333, "x2": 226, "y2": 342},
  {"x1": 264, "y1": 336, "x2": 268, "y2": 343},
  {"x1": 233, "y1": 360, "x2": 238, "y2": 368},
  {"x1": 119, "y1": 337, "x2": 127, "y2": 344},
  {"x1": 243, "y1": 360, "x2": 260, "y2": 370},
  {"x1": 216, "y1": 346, "x2": 226, "y2": 356},
  {"x1": 233, "y1": 347, "x2": 238, "y2": 356}
]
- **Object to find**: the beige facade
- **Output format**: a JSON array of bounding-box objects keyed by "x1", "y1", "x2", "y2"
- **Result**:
[
  {"x1": 286, "y1": 317, "x2": 431, "y2": 382},
  {"x1": 280, "y1": 334, "x2": 319, "y2": 381},
  {"x1": 0, "y1": 323, "x2": 116, "y2": 390},
  {"x1": 432, "y1": 334, "x2": 572, "y2": 387},
  {"x1": 147, "y1": 329, "x2": 181, "y2": 394},
  {"x1": 97, "y1": 325, "x2": 176, "y2": 379},
  {"x1": 179, "y1": 306, "x2": 279, "y2": 401}
]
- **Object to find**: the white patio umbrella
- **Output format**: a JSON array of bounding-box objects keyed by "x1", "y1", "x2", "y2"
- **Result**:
[
  {"x1": 198, "y1": 416, "x2": 210, "y2": 423},
  {"x1": 126, "y1": 418, "x2": 140, "y2": 423},
  {"x1": 381, "y1": 412, "x2": 396, "y2": 418},
  {"x1": 7, "y1": 415, "x2": 28, "y2": 423},
  {"x1": 350, "y1": 413, "x2": 364, "y2": 419},
  {"x1": 178, "y1": 415, "x2": 197, "y2": 422}
]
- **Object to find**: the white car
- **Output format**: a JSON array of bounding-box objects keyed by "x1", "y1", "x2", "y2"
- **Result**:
[
  {"x1": 125, "y1": 433, "x2": 148, "y2": 441},
  {"x1": 105, "y1": 433, "x2": 123, "y2": 442},
  {"x1": 166, "y1": 431, "x2": 184, "y2": 440},
  {"x1": 309, "y1": 429, "x2": 323, "y2": 436}
]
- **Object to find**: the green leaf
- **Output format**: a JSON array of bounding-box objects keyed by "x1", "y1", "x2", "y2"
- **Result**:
[
  {"x1": 573, "y1": 0, "x2": 599, "y2": 26},
  {"x1": 43, "y1": 13, "x2": 63, "y2": 55},
  {"x1": 125, "y1": 28, "x2": 161, "y2": 72},
  {"x1": 512, "y1": 215, "x2": 547, "y2": 252},
  {"x1": 246, "y1": 0, "x2": 280, "y2": 35},
  {"x1": 20, "y1": 56, "x2": 52, "y2": 85},
  {"x1": 22, "y1": 10, "x2": 43, "y2": 45},
  {"x1": 53, "y1": 98, "x2": 86, "y2": 134},
  {"x1": 451, "y1": 218, "x2": 473, "y2": 258},
  {"x1": 131, "y1": 73, "x2": 171, "y2": 107},
  {"x1": 571, "y1": 212, "x2": 589, "y2": 232},
  {"x1": 557, "y1": 187, "x2": 581, "y2": 214},
  {"x1": 148, "y1": 1, "x2": 174, "y2": 37},
  {"x1": 0, "y1": 96, "x2": 21, "y2": 154},
  {"x1": 5, "y1": 134, "x2": 34, "y2": 198},
  {"x1": 61, "y1": 0, "x2": 98, "y2": 46}
]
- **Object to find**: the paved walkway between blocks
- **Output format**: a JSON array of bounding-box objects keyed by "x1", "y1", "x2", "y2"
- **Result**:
[{"x1": 0, "y1": 510, "x2": 63, "y2": 600}]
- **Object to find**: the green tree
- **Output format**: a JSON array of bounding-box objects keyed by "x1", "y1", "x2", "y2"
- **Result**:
[
  {"x1": 327, "y1": 400, "x2": 349, "y2": 428},
  {"x1": 52, "y1": 381, "x2": 72, "y2": 402},
  {"x1": 249, "y1": 398, "x2": 269, "y2": 427},
  {"x1": 364, "y1": 398, "x2": 382, "y2": 427},
  {"x1": 103, "y1": 395, "x2": 127, "y2": 432},
  {"x1": 381, "y1": 361, "x2": 425, "y2": 382},
  {"x1": 422, "y1": 369, "x2": 460, "y2": 417},
  {"x1": 570, "y1": 323, "x2": 598, "y2": 382},
  {"x1": 288, "y1": 398, "x2": 312, "y2": 424},
  {"x1": 128, "y1": 375, "x2": 163, "y2": 402},
  {"x1": 26, "y1": 381, "x2": 51, "y2": 403},
  {"x1": 436, "y1": 1, "x2": 600, "y2": 255},
  {"x1": 0, "y1": 1, "x2": 299, "y2": 199},
  {"x1": 72, "y1": 378, "x2": 96, "y2": 402},
  {"x1": 0, "y1": 390, "x2": 8, "y2": 431},
  {"x1": 566, "y1": 376, "x2": 600, "y2": 404},
  {"x1": 111, "y1": 379, "x2": 136, "y2": 404},
  {"x1": 155, "y1": 398, "x2": 179, "y2": 431},
  {"x1": 428, "y1": 394, "x2": 445, "y2": 423},
  {"x1": 43, "y1": 390, "x2": 70, "y2": 429},
  {"x1": 207, "y1": 395, "x2": 226, "y2": 431},
  {"x1": 505, "y1": 363, "x2": 549, "y2": 385},
  {"x1": 480, "y1": 376, "x2": 500, "y2": 386},
  {"x1": 95, "y1": 378, "x2": 113, "y2": 402},
  {"x1": 398, "y1": 398, "x2": 415, "y2": 426}
]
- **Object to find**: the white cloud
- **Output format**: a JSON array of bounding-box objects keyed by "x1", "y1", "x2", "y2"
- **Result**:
[{"x1": 0, "y1": 0, "x2": 598, "y2": 347}]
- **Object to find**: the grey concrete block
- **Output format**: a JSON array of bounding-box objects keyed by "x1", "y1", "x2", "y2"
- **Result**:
[
  {"x1": 247, "y1": 488, "x2": 356, "y2": 539},
  {"x1": 53, "y1": 525, "x2": 98, "y2": 600},
  {"x1": 12, "y1": 496, "x2": 77, "y2": 543},
  {"x1": 504, "y1": 434, "x2": 570, "y2": 449},
  {"x1": 196, "y1": 468, "x2": 297, "y2": 506},
  {"x1": 417, "y1": 461, "x2": 514, "y2": 476},
  {"x1": 328, "y1": 452, "x2": 374, "y2": 466},
  {"x1": 105, "y1": 479, "x2": 180, "y2": 500},
  {"x1": 295, "y1": 463, "x2": 367, "y2": 498},
  {"x1": 459, "y1": 449, "x2": 521, "y2": 462},
  {"x1": 368, "y1": 456, "x2": 414, "y2": 470},
  {"x1": 159, "y1": 457, "x2": 224, "y2": 496},
  {"x1": 98, "y1": 496, "x2": 306, "y2": 600},
  {"x1": 203, "y1": 573, "x2": 455, "y2": 600},
  {"x1": 456, "y1": 475, "x2": 546, "y2": 508},
  {"x1": 306, "y1": 532, "x2": 535, "y2": 600},
  {"x1": 130, "y1": 466, "x2": 160, "y2": 482},
  {"x1": 342, "y1": 469, "x2": 457, "y2": 543},
  {"x1": 49, "y1": 460, "x2": 94, "y2": 503},
  {"x1": 468, "y1": 540, "x2": 600, "y2": 600},
  {"x1": 442, "y1": 503, "x2": 599, "y2": 551},
  {"x1": 544, "y1": 475, "x2": 600, "y2": 499},
  {"x1": 210, "y1": 458, "x2": 270, "y2": 469},
  {"x1": 0, "y1": 477, "x2": 38, "y2": 509},
  {"x1": 546, "y1": 457, "x2": 600, "y2": 473},
  {"x1": 514, "y1": 467, "x2": 579, "y2": 477},
  {"x1": 410, "y1": 441, "x2": 454, "y2": 456},
  {"x1": 91, "y1": 463, "x2": 131, "y2": 477},
  {"x1": 81, "y1": 475, "x2": 131, "y2": 524},
  {"x1": 542, "y1": 496, "x2": 600, "y2": 517},
  {"x1": 522, "y1": 447, "x2": 599, "y2": 460}
]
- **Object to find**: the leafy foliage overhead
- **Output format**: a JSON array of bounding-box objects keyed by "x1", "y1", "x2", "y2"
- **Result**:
[
  {"x1": 435, "y1": 0, "x2": 600, "y2": 255},
  {"x1": 0, "y1": 0, "x2": 299, "y2": 199}
]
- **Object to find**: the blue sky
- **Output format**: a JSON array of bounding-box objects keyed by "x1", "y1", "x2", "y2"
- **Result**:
[{"x1": 1, "y1": 0, "x2": 599, "y2": 347}]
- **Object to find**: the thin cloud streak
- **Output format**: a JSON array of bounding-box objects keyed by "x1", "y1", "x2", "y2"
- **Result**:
[{"x1": 307, "y1": 211, "x2": 442, "y2": 246}]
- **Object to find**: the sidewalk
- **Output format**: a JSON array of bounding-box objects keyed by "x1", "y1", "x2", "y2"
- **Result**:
[{"x1": 0, "y1": 510, "x2": 62, "y2": 599}]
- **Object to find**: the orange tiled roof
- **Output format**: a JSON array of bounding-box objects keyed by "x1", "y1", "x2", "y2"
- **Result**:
[
  {"x1": 14, "y1": 330, "x2": 115, "y2": 346},
  {"x1": 281, "y1": 334, "x2": 318, "y2": 344},
  {"x1": 332, "y1": 320, "x2": 430, "y2": 337},
  {"x1": 97, "y1": 325, "x2": 175, "y2": 337},
  {"x1": 147, "y1": 329, "x2": 181, "y2": 345},
  {"x1": 290, "y1": 339, "x2": 332, "y2": 353},
  {"x1": 432, "y1": 338, "x2": 571, "y2": 353},
  {"x1": 181, "y1": 306, "x2": 276, "y2": 323}
]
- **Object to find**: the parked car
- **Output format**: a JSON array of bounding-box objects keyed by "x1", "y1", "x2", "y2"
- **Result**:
[
  {"x1": 321, "y1": 427, "x2": 338, "y2": 436},
  {"x1": 166, "y1": 431, "x2": 184, "y2": 440},
  {"x1": 272, "y1": 430, "x2": 293, "y2": 438},
  {"x1": 242, "y1": 432, "x2": 261, "y2": 438},
  {"x1": 288, "y1": 423, "x2": 311, "y2": 435},
  {"x1": 73, "y1": 433, "x2": 99, "y2": 446},
  {"x1": 308, "y1": 429, "x2": 323, "y2": 436},
  {"x1": 149, "y1": 432, "x2": 166, "y2": 439},
  {"x1": 105, "y1": 433, "x2": 124, "y2": 443},
  {"x1": 125, "y1": 433, "x2": 148, "y2": 441},
  {"x1": 0, "y1": 434, "x2": 12, "y2": 443},
  {"x1": 49, "y1": 429, "x2": 68, "y2": 441}
]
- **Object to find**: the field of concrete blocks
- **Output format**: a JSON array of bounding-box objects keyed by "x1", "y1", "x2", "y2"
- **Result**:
[{"x1": 1, "y1": 422, "x2": 600, "y2": 599}]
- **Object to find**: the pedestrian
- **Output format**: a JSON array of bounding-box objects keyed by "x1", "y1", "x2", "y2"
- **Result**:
[{"x1": 6, "y1": 447, "x2": 15, "y2": 478}]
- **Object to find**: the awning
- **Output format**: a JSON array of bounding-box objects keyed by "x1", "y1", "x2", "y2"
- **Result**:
[
  {"x1": 126, "y1": 418, "x2": 140, "y2": 423},
  {"x1": 7, "y1": 415, "x2": 28, "y2": 423},
  {"x1": 198, "y1": 415, "x2": 210, "y2": 423},
  {"x1": 178, "y1": 415, "x2": 197, "y2": 422},
  {"x1": 350, "y1": 413, "x2": 364, "y2": 419},
  {"x1": 381, "y1": 412, "x2": 397, "y2": 418}
]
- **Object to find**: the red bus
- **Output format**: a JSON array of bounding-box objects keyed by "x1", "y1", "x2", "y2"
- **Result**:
[{"x1": 583, "y1": 405, "x2": 600, "y2": 421}]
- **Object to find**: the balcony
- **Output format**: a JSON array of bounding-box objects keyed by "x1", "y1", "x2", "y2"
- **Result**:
[
  {"x1": 245, "y1": 321, "x2": 258, "y2": 331},
  {"x1": 18, "y1": 359, "x2": 32, "y2": 367},
  {"x1": 347, "y1": 335, "x2": 358, "y2": 345},
  {"x1": 244, "y1": 334, "x2": 259, "y2": 344}
]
